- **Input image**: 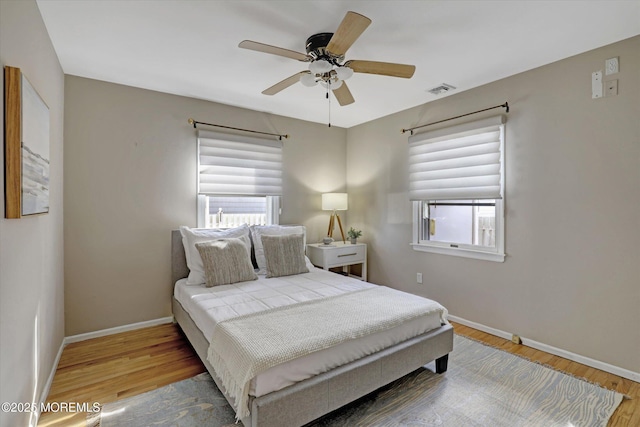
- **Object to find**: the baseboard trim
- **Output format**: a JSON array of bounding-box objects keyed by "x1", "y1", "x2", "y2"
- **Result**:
[
  {"x1": 40, "y1": 339, "x2": 65, "y2": 402},
  {"x1": 448, "y1": 314, "x2": 640, "y2": 383},
  {"x1": 64, "y1": 316, "x2": 175, "y2": 345},
  {"x1": 33, "y1": 338, "x2": 66, "y2": 425}
]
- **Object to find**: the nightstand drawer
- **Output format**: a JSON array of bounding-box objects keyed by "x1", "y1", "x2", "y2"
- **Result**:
[
  {"x1": 324, "y1": 245, "x2": 365, "y2": 265},
  {"x1": 306, "y1": 242, "x2": 367, "y2": 281}
]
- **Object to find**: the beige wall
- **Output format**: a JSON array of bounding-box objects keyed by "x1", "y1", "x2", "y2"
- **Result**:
[
  {"x1": 346, "y1": 36, "x2": 640, "y2": 373},
  {"x1": 0, "y1": 1, "x2": 66, "y2": 426},
  {"x1": 63, "y1": 76, "x2": 347, "y2": 335}
]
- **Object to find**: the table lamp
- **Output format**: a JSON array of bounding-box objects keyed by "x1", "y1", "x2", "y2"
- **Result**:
[{"x1": 322, "y1": 193, "x2": 348, "y2": 243}]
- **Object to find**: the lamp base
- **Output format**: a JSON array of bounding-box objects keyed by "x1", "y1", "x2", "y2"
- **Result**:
[{"x1": 327, "y1": 211, "x2": 346, "y2": 243}]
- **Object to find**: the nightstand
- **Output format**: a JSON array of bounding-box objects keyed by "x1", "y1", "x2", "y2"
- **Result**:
[{"x1": 306, "y1": 242, "x2": 367, "y2": 281}]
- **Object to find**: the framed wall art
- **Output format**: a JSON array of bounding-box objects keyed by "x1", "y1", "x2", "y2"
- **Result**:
[{"x1": 4, "y1": 66, "x2": 50, "y2": 218}]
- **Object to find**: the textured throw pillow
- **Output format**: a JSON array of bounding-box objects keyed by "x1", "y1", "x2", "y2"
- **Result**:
[
  {"x1": 261, "y1": 234, "x2": 309, "y2": 278},
  {"x1": 250, "y1": 225, "x2": 306, "y2": 275},
  {"x1": 195, "y1": 238, "x2": 258, "y2": 287},
  {"x1": 180, "y1": 225, "x2": 252, "y2": 285}
]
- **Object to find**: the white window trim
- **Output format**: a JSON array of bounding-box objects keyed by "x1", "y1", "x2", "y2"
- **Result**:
[
  {"x1": 266, "y1": 195, "x2": 281, "y2": 225},
  {"x1": 411, "y1": 201, "x2": 505, "y2": 262},
  {"x1": 196, "y1": 194, "x2": 207, "y2": 228}
]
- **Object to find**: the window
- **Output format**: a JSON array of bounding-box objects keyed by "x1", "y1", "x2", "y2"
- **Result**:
[
  {"x1": 196, "y1": 131, "x2": 282, "y2": 228},
  {"x1": 197, "y1": 195, "x2": 279, "y2": 228},
  {"x1": 409, "y1": 116, "x2": 505, "y2": 262}
]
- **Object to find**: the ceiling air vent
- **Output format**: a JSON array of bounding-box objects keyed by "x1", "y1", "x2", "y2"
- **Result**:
[{"x1": 427, "y1": 83, "x2": 456, "y2": 95}]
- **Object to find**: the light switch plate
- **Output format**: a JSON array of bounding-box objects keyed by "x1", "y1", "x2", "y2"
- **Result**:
[
  {"x1": 592, "y1": 71, "x2": 603, "y2": 99},
  {"x1": 605, "y1": 57, "x2": 619, "y2": 75}
]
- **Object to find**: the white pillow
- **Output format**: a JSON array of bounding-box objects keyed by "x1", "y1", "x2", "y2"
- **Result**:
[
  {"x1": 179, "y1": 225, "x2": 251, "y2": 285},
  {"x1": 250, "y1": 225, "x2": 306, "y2": 275}
]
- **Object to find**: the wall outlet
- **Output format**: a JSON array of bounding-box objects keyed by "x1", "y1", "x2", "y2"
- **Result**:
[
  {"x1": 416, "y1": 272, "x2": 423, "y2": 284},
  {"x1": 605, "y1": 57, "x2": 619, "y2": 75},
  {"x1": 511, "y1": 334, "x2": 522, "y2": 345}
]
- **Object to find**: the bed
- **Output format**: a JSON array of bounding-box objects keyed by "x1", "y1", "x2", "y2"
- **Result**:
[{"x1": 171, "y1": 227, "x2": 453, "y2": 427}]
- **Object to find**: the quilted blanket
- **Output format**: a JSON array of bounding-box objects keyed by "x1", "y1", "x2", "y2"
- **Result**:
[{"x1": 207, "y1": 285, "x2": 447, "y2": 419}]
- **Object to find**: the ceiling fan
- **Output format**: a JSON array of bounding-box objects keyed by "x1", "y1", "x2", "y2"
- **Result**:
[{"x1": 239, "y1": 11, "x2": 416, "y2": 107}]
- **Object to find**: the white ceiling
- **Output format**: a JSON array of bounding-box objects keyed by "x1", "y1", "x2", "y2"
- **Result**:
[{"x1": 36, "y1": 1, "x2": 639, "y2": 128}]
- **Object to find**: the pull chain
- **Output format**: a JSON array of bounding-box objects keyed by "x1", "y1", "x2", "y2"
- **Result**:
[{"x1": 327, "y1": 80, "x2": 331, "y2": 127}]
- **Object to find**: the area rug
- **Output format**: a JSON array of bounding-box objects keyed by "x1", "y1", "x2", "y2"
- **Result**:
[{"x1": 87, "y1": 335, "x2": 624, "y2": 426}]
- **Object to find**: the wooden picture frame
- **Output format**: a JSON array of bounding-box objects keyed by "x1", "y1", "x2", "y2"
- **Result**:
[{"x1": 4, "y1": 66, "x2": 50, "y2": 218}]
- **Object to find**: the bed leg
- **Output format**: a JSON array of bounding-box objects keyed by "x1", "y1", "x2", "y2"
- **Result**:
[{"x1": 435, "y1": 354, "x2": 449, "y2": 374}]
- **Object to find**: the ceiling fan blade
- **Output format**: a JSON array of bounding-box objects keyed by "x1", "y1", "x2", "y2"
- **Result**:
[
  {"x1": 239, "y1": 40, "x2": 310, "y2": 62},
  {"x1": 262, "y1": 71, "x2": 309, "y2": 95},
  {"x1": 326, "y1": 11, "x2": 372, "y2": 56},
  {"x1": 344, "y1": 60, "x2": 416, "y2": 78},
  {"x1": 332, "y1": 82, "x2": 355, "y2": 106}
]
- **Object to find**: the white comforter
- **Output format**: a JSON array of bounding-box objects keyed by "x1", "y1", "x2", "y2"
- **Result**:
[{"x1": 174, "y1": 267, "x2": 446, "y2": 399}]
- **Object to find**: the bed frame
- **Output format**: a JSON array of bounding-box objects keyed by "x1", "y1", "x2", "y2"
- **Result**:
[{"x1": 171, "y1": 230, "x2": 453, "y2": 427}]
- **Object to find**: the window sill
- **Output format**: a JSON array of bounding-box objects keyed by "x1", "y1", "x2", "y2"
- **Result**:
[{"x1": 410, "y1": 243, "x2": 505, "y2": 262}]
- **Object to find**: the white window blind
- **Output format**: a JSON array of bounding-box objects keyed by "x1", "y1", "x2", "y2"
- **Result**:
[
  {"x1": 198, "y1": 130, "x2": 282, "y2": 196},
  {"x1": 408, "y1": 116, "x2": 505, "y2": 201}
]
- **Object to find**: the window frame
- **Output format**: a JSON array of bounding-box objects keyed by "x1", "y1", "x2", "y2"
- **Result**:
[
  {"x1": 196, "y1": 195, "x2": 280, "y2": 228},
  {"x1": 411, "y1": 199, "x2": 505, "y2": 262}
]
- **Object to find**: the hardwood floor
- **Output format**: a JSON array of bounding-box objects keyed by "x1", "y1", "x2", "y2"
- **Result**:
[
  {"x1": 38, "y1": 323, "x2": 205, "y2": 426},
  {"x1": 38, "y1": 321, "x2": 639, "y2": 426}
]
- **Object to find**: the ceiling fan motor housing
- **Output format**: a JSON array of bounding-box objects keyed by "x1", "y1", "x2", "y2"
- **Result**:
[{"x1": 306, "y1": 33, "x2": 344, "y2": 64}]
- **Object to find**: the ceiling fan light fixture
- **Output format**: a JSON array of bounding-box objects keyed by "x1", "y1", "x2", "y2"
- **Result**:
[
  {"x1": 320, "y1": 78, "x2": 343, "y2": 90},
  {"x1": 300, "y1": 73, "x2": 318, "y2": 87},
  {"x1": 335, "y1": 66, "x2": 354, "y2": 81},
  {"x1": 309, "y1": 59, "x2": 332, "y2": 74}
]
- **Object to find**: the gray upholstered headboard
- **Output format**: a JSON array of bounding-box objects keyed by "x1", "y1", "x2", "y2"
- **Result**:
[{"x1": 171, "y1": 230, "x2": 189, "y2": 284}]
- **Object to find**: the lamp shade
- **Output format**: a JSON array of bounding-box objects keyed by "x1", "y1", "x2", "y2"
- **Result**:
[
  {"x1": 322, "y1": 193, "x2": 348, "y2": 211},
  {"x1": 335, "y1": 66, "x2": 354, "y2": 80},
  {"x1": 300, "y1": 73, "x2": 318, "y2": 87}
]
